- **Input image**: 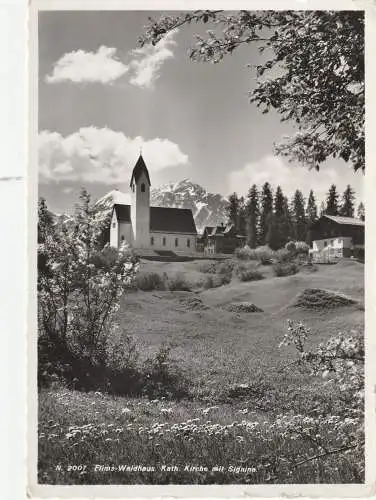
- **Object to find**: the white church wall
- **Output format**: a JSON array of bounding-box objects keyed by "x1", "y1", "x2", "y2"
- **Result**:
[
  {"x1": 131, "y1": 170, "x2": 150, "y2": 248},
  {"x1": 110, "y1": 211, "x2": 119, "y2": 248},
  {"x1": 118, "y1": 222, "x2": 133, "y2": 247},
  {"x1": 149, "y1": 232, "x2": 197, "y2": 251}
]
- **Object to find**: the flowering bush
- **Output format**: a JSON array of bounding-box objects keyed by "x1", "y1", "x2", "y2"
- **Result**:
[
  {"x1": 38, "y1": 191, "x2": 139, "y2": 388},
  {"x1": 279, "y1": 320, "x2": 364, "y2": 476}
]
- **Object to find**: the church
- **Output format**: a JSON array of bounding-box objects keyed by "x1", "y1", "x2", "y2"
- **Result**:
[{"x1": 109, "y1": 154, "x2": 197, "y2": 251}]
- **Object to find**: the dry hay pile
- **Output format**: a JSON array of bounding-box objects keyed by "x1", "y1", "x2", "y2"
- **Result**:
[
  {"x1": 292, "y1": 288, "x2": 357, "y2": 310},
  {"x1": 227, "y1": 302, "x2": 264, "y2": 313},
  {"x1": 178, "y1": 295, "x2": 209, "y2": 311}
]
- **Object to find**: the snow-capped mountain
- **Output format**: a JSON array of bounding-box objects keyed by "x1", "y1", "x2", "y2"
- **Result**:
[
  {"x1": 95, "y1": 180, "x2": 229, "y2": 233},
  {"x1": 150, "y1": 179, "x2": 229, "y2": 232}
]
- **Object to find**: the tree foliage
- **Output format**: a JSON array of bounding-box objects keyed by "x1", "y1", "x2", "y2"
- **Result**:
[
  {"x1": 38, "y1": 190, "x2": 139, "y2": 376},
  {"x1": 139, "y1": 10, "x2": 364, "y2": 172},
  {"x1": 325, "y1": 184, "x2": 340, "y2": 216},
  {"x1": 259, "y1": 182, "x2": 273, "y2": 245},
  {"x1": 340, "y1": 184, "x2": 356, "y2": 217},
  {"x1": 292, "y1": 189, "x2": 307, "y2": 241},
  {"x1": 245, "y1": 184, "x2": 259, "y2": 248}
]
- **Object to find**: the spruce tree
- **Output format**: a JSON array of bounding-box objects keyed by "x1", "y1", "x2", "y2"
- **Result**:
[
  {"x1": 259, "y1": 182, "x2": 273, "y2": 245},
  {"x1": 246, "y1": 184, "x2": 259, "y2": 248},
  {"x1": 226, "y1": 192, "x2": 240, "y2": 229},
  {"x1": 357, "y1": 201, "x2": 365, "y2": 221},
  {"x1": 268, "y1": 186, "x2": 289, "y2": 248},
  {"x1": 238, "y1": 196, "x2": 247, "y2": 235},
  {"x1": 325, "y1": 184, "x2": 339, "y2": 216},
  {"x1": 306, "y1": 190, "x2": 318, "y2": 245},
  {"x1": 319, "y1": 200, "x2": 326, "y2": 217},
  {"x1": 306, "y1": 190, "x2": 318, "y2": 224},
  {"x1": 339, "y1": 184, "x2": 356, "y2": 217},
  {"x1": 292, "y1": 189, "x2": 307, "y2": 241}
]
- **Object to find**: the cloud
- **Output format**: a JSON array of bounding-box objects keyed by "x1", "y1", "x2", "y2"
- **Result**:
[
  {"x1": 128, "y1": 30, "x2": 178, "y2": 89},
  {"x1": 45, "y1": 46, "x2": 129, "y2": 84},
  {"x1": 38, "y1": 127, "x2": 189, "y2": 185},
  {"x1": 228, "y1": 155, "x2": 348, "y2": 203}
]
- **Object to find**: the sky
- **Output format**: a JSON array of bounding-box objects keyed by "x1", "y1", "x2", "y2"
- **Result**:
[{"x1": 38, "y1": 10, "x2": 364, "y2": 214}]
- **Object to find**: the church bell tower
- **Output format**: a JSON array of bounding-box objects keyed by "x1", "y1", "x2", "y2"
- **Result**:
[{"x1": 130, "y1": 153, "x2": 151, "y2": 248}]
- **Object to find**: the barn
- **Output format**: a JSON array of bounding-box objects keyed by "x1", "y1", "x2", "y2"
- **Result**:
[{"x1": 309, "y1": 215, "x2": 364, "y2": 261}]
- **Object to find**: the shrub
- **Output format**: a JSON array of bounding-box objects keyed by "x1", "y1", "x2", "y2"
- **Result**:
[
  {"x1": 276, "y1": 248, "x2": 293, "y2": 263},
  {"x1": 136, "y1": 272, "x2": 165, "y2": 291},
  {"x1": 166, "y1": 272, "x2": 191, "y2": 291},
  {"x1": 199, "y1": 261, "x2": 217, "y2": 273},
  {"x1": 216, "y1": 260, "x2": 234, "y2": 274},
  {"x1": 255, "y1": 246, "x2": 275, "y2": 265},
  {"x1": 202, "y1": 272, "x2": 232, "y2": 289},
  {"x1": 285, "y1": 241, "x2": 297, "y2": 253},
  {"x1": 273, "y1": 262, "x2": 299, "y2": 277},
  {"x1": 234, "y1": 246, "x2": 258, "y2": 261},
  {"x1": 295, "y1": 241, "x2": 310, "y2": 254},
  {"x1": 236, "y1": 263, "x2": 264, "y2": 282},
  {"x1": 38, "y1": 191, "x2": 139, "y2": 389}
]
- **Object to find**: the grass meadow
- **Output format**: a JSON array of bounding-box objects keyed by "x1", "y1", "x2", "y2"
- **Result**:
[{"x1": 38, "y1": 258, "x2": 364, "y2": 484}]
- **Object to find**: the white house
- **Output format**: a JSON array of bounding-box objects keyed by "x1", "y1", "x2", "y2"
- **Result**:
[
  {"x1": 309, "y1": 215, "x2": 365, "y2": 261},
  {"x1": 109, "y1": 154, "x2": 197, "y2": 252}
]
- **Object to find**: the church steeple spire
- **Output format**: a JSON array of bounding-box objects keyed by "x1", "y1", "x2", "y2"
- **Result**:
[{"x1": 130, "y1": 153, "x2": 151, "y2": 188}]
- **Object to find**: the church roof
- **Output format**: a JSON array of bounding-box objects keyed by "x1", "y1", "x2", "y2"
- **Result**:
[
  {"x1": 113, "y1": 204, "x2": 197, "y2": 234},
  {"x1": 129, "y1": 154, "x2": 151, "y2": 187},
  {"x1": 150, "y1": 207, "x2": 197, "y2": 234},
  {"x1": 113, "y1": 204, "x2": 131, "y2": 222}
]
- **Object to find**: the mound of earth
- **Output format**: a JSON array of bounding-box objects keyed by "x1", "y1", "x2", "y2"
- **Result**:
[
  {"x1": 227, "y1": 302, "x2": 264, "y2": 313},
  {"x1": 291, "y1": 288, "x2": 357, "y2": 310},
  {"x1": 178, "y1": 295, "x2": 209, "y2": 311}
]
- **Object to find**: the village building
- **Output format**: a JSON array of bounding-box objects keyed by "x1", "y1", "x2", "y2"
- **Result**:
[
  {"x1": 198, "y1": 223, "x2": 246, "y2": 255},
  {"x1": 109, "y1": 154, "x2": 197, "y2": 251},
  {"x1": 309, "y1": 215, "x2": 364, "y2": 261}
]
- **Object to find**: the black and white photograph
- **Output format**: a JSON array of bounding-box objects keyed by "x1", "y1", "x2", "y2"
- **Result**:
[{"x1": 32, "y1": 3, "x2": 370, "y2": 492}]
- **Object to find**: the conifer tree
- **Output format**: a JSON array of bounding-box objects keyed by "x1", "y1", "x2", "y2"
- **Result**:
[
  {"x1": 292, "y1": 189, "x2": 307, "y2": 241},
  {"x1": 226, "y1": 192, "x2": 240, "y2": 229},
  {"x1": 246, "y1": 184, "x2": 259, "y2": 248},
  {"x1": 357, "y1": 201, "x2": 365, "y2": 221},
  {"x1": 339, "y1": 184, "x2": 356, "y2": 217},
  {"x1": 267, "y1": 186, "x2": 289, "y2": 248},
  {"x1": 319, "y1": 200, "x2": 326, "y2": 217},
  {"x1": 259, "y1": 182, "x2": 273, "y2": 245},
  {"x1": 325, "y1": 184, "x2": 340, "y2": 216},
  {"x1": 306, "y1": 190, "x2": 318, "y2": 246},
  {"x1": 306, "y1": 190, "x2": 318, "y2": 224},
  {"x1": 238, "y1": 196, "x2": 247, "y2": 235}
]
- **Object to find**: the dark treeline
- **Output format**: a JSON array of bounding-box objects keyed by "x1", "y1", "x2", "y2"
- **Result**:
[{"x1": 226, "y1": 183, "x2": 364, "y2": 250}]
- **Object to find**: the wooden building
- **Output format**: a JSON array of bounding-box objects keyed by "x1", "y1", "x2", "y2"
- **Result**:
[
  {"x1": 200, "y1": 223, "x2": 246, "y2": 255},
  {"x1": 309, "y1": 215, "x2": 364, "y2": 261}
]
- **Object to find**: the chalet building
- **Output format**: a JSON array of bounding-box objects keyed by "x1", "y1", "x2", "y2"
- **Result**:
[
  {"x1": 199, "y1": 223, "x2": 246, "y2": 255},
  {"x1": 309, "y1": 215, "x2": 364, "y2": 261},
  {"x1": 109, "y1": 154, "x2": 197, "y2": 251}
]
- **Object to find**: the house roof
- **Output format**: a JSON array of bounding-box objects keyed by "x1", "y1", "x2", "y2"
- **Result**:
[
  {"x1": 113, "y1": 204, "x2": 197, "y2": 234},
  {"x1": 150, "y1": 206, "x2": 197, "y2": 234},
  {"x1": 113, "y1": 204, "x2": 131, "y2": 222},
  {"x1": 323, "y1": 215, "x2": 364, "y2": 227},
  {"x1": 129, "y1": 154, "x2": 151, "y2": 188}
]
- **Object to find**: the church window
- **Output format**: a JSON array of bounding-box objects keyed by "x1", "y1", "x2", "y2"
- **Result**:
[
  {"x1": 121, "y1": 235, "x2": 125, "y2": 241},
  {"x1": 175, "y1": 238, "x2": 178, "y2": 247},
  {"x1": 132, "y1": 184, "x2": 135, "y2": 192},
  {"x1": 112, "y1": 222, "x2": 116, "y2": 228},
  {"x1": 163, "y1": 237, "x2": 166, "y2": 246},
  {"x1": 187, "y1": 239, "x2": 190, "y2": 248},
  {"x1": 141, "y1": 183, "x2": 146, "y2": 193},
  {"x1": 150, "y1": 236, "x2": 154, "y2": 246}
]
